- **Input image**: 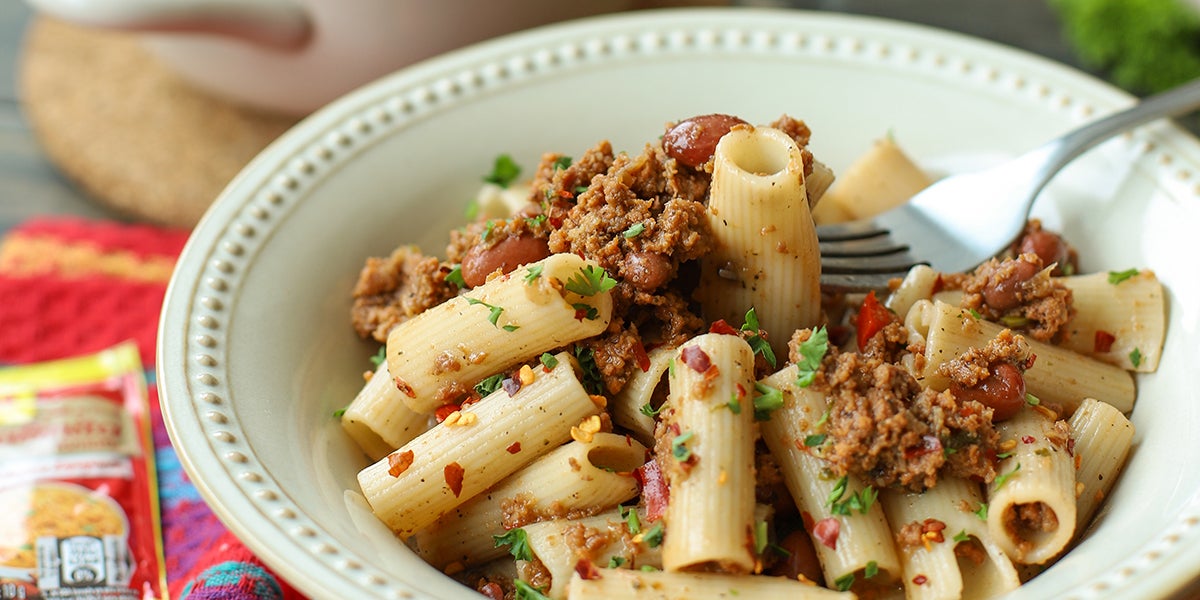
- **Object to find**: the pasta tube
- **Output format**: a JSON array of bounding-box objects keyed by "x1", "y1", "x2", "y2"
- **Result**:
[
  {"x1": 758, "y1": 365, "x2": 901, "y2": 588},
  {"x1": 565, "y1": 568, "x2": 855, "y2": 599},
  {"x1": 695, "y1": 125, "x2": 821, "y2": 358},
  {"x1": 414, "y1": 433, "x2": 646, "y2": 570},
  {"x1": 341, "y1": 360, "x2": 429, "y2": 460},
  {"x1": 1069, "y1": 398, "x2": 1135, "y2": 532},
  {"x1": 522, "y1": 507, "x2": 662, "y2": 600},
  {"x1": 811, "y1": 135, "x2": 933, "y2": 224},
  {"x1": 609, "y1": 345, "x2": 675, "y2": 447},
  {"x1": 661, "y1": 333, "x2": 757, "y2": 573},
  {"x1": 986, "y1": 408, "x2": 1076, "y2": 565},
  {"x1": 358, "y1": 351, "x2": 601, "y2": 537},
  {"x1": 385, "y1": 253, "x2": 612, "y2": 414},
  {"x1": 1059, "y1": 270, "x2": 1165, "y2": 373},
  {"x1": 914, "y1": 300, "x2": 1134, "y2": 414},
  {"x1": 881, "y1": 477, "x2": 1019, "y2": 600}
]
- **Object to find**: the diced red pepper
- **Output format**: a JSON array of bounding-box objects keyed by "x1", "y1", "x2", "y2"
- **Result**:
[
  {"x1": 708, "y1": 319, "x2": 740, "y2": 335},
  {"x1": 855, "y1": 290, "x2": 895, "y2": 351},
  {"x1": 574, "y1": 560, "x2": 602, "y2": 580},
  {"x1": 681, "y1": 346, "x2": 712, "y2": 373},
  {"x1": 1094, "y1": 330, "x2": 1116, "y2": 353},
  {"x1": 632, "y1": 340, "x2": 651, "y2": 373},
  {"x1": 444, "y1": 462, "x2": 465, "y2": 497},
  {"x1": 812, "y1": 517, "x2": 840, "y2": 550},
  {"x1": 434, "y1": 403, "x2": 461, "y2": 423},
  {"x1": 634, "y1": 460, "x2": 670, "y2": 522}
]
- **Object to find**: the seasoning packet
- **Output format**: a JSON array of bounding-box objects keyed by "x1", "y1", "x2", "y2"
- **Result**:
[{"x1": 0, "y1": 342, "x2": 166, "y2": 600}]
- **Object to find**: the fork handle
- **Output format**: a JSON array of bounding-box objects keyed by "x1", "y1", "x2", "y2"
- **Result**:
[{"x1": 1020, "y1": 77, "x2": 1200, "y2": 204}]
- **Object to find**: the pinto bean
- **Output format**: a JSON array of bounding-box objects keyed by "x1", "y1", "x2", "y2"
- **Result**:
[
  {"x1": 663, "y1": 113, "x2": 749, "y2": 168},
  {"x1": 1018, "y1": 230, "x2": 1071, "y2": 275},
  {"x1": 981, "y1": 258, "x2": 1040, "y2": 311},
  {"x1": 623, "y1": 251, "x2": 673, "y2": 291},
  {"x1": 770, "y1": 530, "x2": 824, "y2": 585},
  {"x1": 950, "y1": 362, "x2": 1026, "y2": 421},
  {"x1": 460, "y1": 234, "x2": 550, "y2": 288}
]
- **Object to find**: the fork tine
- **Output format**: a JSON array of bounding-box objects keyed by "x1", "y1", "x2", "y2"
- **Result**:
[
  {"x1": 815, "y1": 221, "x2": 889, "y2": 241},
  {"x1": 819, "y1": 235, "x2": 909, "y2": 257},
  {"x1": 820, "y1": 252, "x2": 921, "y2": 274},
  {"x1": 819, "y1": 272, "x2": 908, "y2": 292}
]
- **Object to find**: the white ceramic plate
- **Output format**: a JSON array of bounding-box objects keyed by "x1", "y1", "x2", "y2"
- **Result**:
[{"x1": 158, "y1": 8, "x2": 1200, "y2": 599}]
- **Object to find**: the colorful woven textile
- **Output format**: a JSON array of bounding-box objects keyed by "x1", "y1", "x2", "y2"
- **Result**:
[{"x1": 0, "y1": 217, "x2": 303, "y2": 600}]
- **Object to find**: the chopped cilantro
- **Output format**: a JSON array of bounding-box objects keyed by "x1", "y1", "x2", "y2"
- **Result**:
[
  {"x1": 370, "y1": 345, "x2": 387, "y2": 367},
  {"x1": 523, "y1": 264, "x2": 544, "y2": 284},
  {"x1": 967, "y1": 308, "x2": 983, "y2": 320},
  {"x1": 993, "y1": 463, "x2": 1022, "y2": 489},
  {"x1": 1107, "y1": 268, "x2": 1139, "y2": 285},
  {"x1": 1025, "y1": 392, "x2": 1041, "y2": 406},
  {"x1": 975, "y1": 502, "x2": 989, "y2": 521},
  {"x1": 332, "y1": 406, "x2": 347, "y2": 418},
  {"x1": 608, "y1": 556, "x2": 626, "y2": 568},
  {"x1": 539, "y1": 353, "x2": 558, "y2": 370},
  {"x1": 463, "y1": 199, "x2": 480, "y2": 220},
  {"x1": 741, "y1": 308, "x2": 777, "y2": 368},
  {"x1": 828, "y1": 477, "x2": 878, "y2": 516},
  {"x1": 827, "y1": 476, "x2": 849, "y2": 507},
  {"x1": 725, "y1": 395, "x2": 742, "y2": 415},
  {"x1": 474, "y1": 373, "x2": 506, "y2": 395},
  {"x1": 794, "y1": 327, "x2": 829, "y2": 387},
  {"x1": 552, "y1": 156, "x2": 573, "y2": 171},
  {"x1": 574, "y1": 345, "x2": 604, "y2": 395},
  {"x1": 446, "y1": 264, "x2": 466, "y2": 288},
  {"x1": 572, "y1": 302, "x2": 600, "y2": 320},
  {"x1": 639, "y1": 402, "x2": 662, "y2": 418},
  {"x1": 803, "y1": 434, "x2": 827, "y2": 447},
  {"x1": 815, "y1": 409, "x2": 830, "y2": 428},
  {"x1": 513, "y1": 579, "x2": 551, "y2": 600},
  {"x1": 753, "y1": 520, "x2": 769, "y2": 554},
  {"x1": 667, "y1": 357, "x2": 676, "y2": 378},
  {"x1": 865, "y1": 560, "x2": 879, "y2": 579},
  {"x1": 834, "y1": 573, "x2": 855, "y2": 592},
  {"x1": 565, "y1": 265, "x2": 618, "y2": 296},
  {"x1": 503, "y1": 324, "x2": 520, "y2": 332},
  {"x1": 484, "y1": 154, "x2": 522, "y2": 187},
  {"x1": 671, "y1": 431, "x2": 695, "y2": 461},
  {"x1": 525, "y1": 214, "x2": 547, "y2": 227},
  {"x1": 621, "y1": 504, "x2": 642, "y2": 535},
  {"x1": 493, "y1": 528, "x2": 532, "y2": 561},
  {"x1": 953, "y1": 530, "x2": 971, "y2": 543},
  {"x1": 623, "y1": 223, "x2": 646, "y2": 238},
  {"x1": 639, "y1": 565, "x2": 658, "y2": 572},
  {"x1": 481, "y1": 219, "x2": 496, "y2": 242},
  {"x1": 1129, "y1": 347, "x2": 1143, "y2": 368},
  {"x1": 466, "y1": 298, "x2": 512, "y2": 329},
  {"x1": 752, "y1": 383, "x2": 784, "y2": 421},
  {"x1": 641, "y1": 522, "x2": 665, "y2": 548}
]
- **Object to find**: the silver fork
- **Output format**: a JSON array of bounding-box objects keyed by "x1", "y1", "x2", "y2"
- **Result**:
[{"x1": 818, "y1": 77, "x2": 1200, "y2": 291}]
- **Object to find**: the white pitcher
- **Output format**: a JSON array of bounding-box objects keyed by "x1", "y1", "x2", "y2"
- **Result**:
[{"x1": 25, "y1": 0, "x2": 647, "y2": 115}]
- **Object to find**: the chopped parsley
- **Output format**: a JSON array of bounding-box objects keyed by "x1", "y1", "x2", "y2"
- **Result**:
[
  {"x1": 834, "y1": 573, "x2": 855, "y2": 592},
  {"x1": 752, "y1": 383, "x2": 784, "y2": 421},
  {"x1": 565, "y1": 265, "x2": 618, "y2": 296},
  {"x1": 608, "y1": 556, "x2": 626, "y2": 568},
  {"x1": 640, "y1": 565, "x2": 658, "y2": 572},
  {"x1": 552, "y1": 156, "x2": 573, "y2": 171},
  {"x1": 953, "y1": 530, "x2": 971, "y2": 543},
  {"x1": 967, "y1": 308, "x2": 983, "y2": 320},
  {"x1": 484, "y1": 154, "x2": 522, "y2": 187},
  {"x1": 574, "y1": 345, "x2": 604, "y2": 395},
  {"x1": 621, "y1": 504, "x2": 642, "y2": 535},
  {"x1": 1025, "y1": 392, "x2": 1041, "y2": 406},
  {"x1": 974, "y1": 502, "x2": 989, "y2": 521},
  {"x1": 523, "y1": 264, "x2": 544, "y2": 284},
  {"x1": 474, "y1": 373, "x2": 506, "y2": 395},
  {"x1": 572, "y1": 302, "x2": 600, "y2": 321},
  {"x1": 641, "y1": 522, "x2": 665, "y2": 548},
  {"x1": 865, "y1": 560, "x2": 879, "y2": 579},
  {"x1": 332, "y1": 406, "x2": 347, "y2": 418},
  {"x1": 639, "y1": 402, "x2": 663, "y2": 418},
  {"x1": 623, "y1": 223, "x2": 646, "y2": 238},
  {"x1": 513, "y1": 579, "x2": 551, "y2": 600},
  {"x1": 803, "y1": 433, "x2": 827, "y2": 447},
  {"x1": 794, "y1": 327, "x2": 829, "y2": 387},
  {"x1": 828, "y1": 476, "x2": 878, "y2": 516},
  {"x1": 993, "y1": 463, "x2": 1022, "y2": 489},
  {"x1": 481, "y1": 219, "x2": 496, "y2": 242},
  {"x1": 466, "y1": 298, "x2": 518, "y2": 331},
  {"x1": 539, "y1": 353, "x2": 558, "y2": 370},
  {"x1": 492, "y1": 528, "x2": 532, "y2": 561},
  {"x1": 445, "y1": 264, "x2": 466, "y2": 288},
  {"x1": 724, "y1": 395, "x2": 743, "y2": 415},
  {"x1": 370, "y1": 345, "x2": 387, "y2": 367},
  {"x1": 525, "y1": 214, "x2": 547, "y2": 227},
  {"x1": 1107, "y1": 268, "x2": 1139, "y2": 285},
  {"x1": 1129, "y1": 347, "x2": 1143, "y2": 368},
  {"x1": 753, "y1": 520, "x2": 769, "y2": 554},
  {"x1": 741, "y1": 308, "x2": 776, "y2": 368},
  {"x1": 671, "y1": 431, "x2": 695, "y2": 461},
  {"x1": 827, "y1": 476, "x2": 849, "y2": 506}
]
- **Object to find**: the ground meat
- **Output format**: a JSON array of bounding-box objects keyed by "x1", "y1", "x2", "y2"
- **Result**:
[
  {"x1": 350, "y1": 245, "x2": 458, "y2": 342},
  {"x1": 960, "y1": 253, "x2": 1073, "y2": 342},
  {"x1": 805, "y1": 338, "x2": 999, "y2": 492},
  {"x1": 529, "y1": 141, "x2": 617, "y2": 207},
  {"x1": 499, "y1": 493, "x2": 606, "y2": 531}
]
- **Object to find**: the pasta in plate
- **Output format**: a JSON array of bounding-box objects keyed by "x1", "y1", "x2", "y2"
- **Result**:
[{"x1": 342, "y1": 115, "x2": 1166, "y2": 599}]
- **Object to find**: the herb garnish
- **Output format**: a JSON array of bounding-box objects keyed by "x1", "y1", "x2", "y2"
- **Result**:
[
  {"x1": 974, "y1": 503, "x2": 989, "y2": 521},
  {"x1": 794, "y1": 327, "x2": 829, "y2": 387},
  {"x1": 623, "y1": 223, "x2": 645, "y2": 238},
  {"x1": 752, "y1": 383, "x2": 784, "y2": 421},
  {"x1": 953, "y1": 530, "x2": 970, "y2": 543},
  {"x1": 834, "y1": 573, "x2": 855, "y2": 592},
  {"x1": 1107, "y1": 268, "x2": 1139, "y2": 285},
  {"x1": 484, "y1": 154, "x2": 521, "y2": 187},
  {"x1": 552, "y1": 156, "x2": 573, "y2": 171},
  {"x1": 492, "y1": 529, "x2": 532, "y2": 561},
  {"x1": 620, "y1": 504, "x2": 641, "y2": 535},
  {"x1": 641, "y1": 522, "x2": 665, "y2": 548},
  {"x1": 865, "y1": 560, "x2": 879, "y2": 579},
  {"x1": 574, "y1": 345, "x2": 604, "y2": 395},
  {"x1": 671, "y1": 431, "x2": 695, "y2": 461},
  {"x1": 513, "y1": 579, "x2": 551, "y2": 600},
  {"x1": 466, "y1": 298, "x2": 518, "y2": 331},
  {"x1": 446, "y1": 264, "x2": 466, "y2": 288},
  {"x1": 539, "y1": 353, "x2": 558, "y2": 370},
  {"x1": 565, "y1": 265, "x2": 618, "y2": 296},
  {"x1": 741, "y1": 308, "x2": 776, "y2": 368},
  {"x1": 993, "y1": 463, "x2": 1022, "y2": 489},
  {"x1": 724, "y1": 395, "x2": 743, "y2": 415},
  {"x1": 474, "y1": 373, "x2": 506, "y2": 396},
  {"x1": 523, "y1": 264, "x2": 543, "y2": 284},
  {"x1": 804, "y1": 434, "x2": 827, "y2": 447},
  {"x1": 608, "y1": 556, "x2": 625, "y2": 568},
  {"x1": 370, "y1": 345, "x2": 387, "y2": 367},
  {"x1": 639, "y1": 402, "x2": 662, "y2": 418},
  {"x1": 1129, "y1": 347, "x2": 1143, "y2": 368},
  {"x1": 753, "y1": 520, "x2": 769, "y2": 554}
]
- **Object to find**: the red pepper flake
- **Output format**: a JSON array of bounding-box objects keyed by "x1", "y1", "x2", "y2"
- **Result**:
[
  {"x1": 444, "y1": 462, "x2": 465, "y2": 497},
  {"x1": 913, "y1": 575, "x2": 928, "y2": 586},
  {"x1": 735, "y1": 383, "x2": 747, "y2": 400},
  {"x1": 394, "y1": 376, "x2": 417, "y2": 398},
  {"x1": 1023, "y1": 353, "x2": 1038, "y2": 370},
  {"x1": 632, "y1": 340, "x2": 651, "y2": 373},
  {"x1": 812, "y1": 517, "x2": 840, "y2": 550},
  {"x1": 1094, "y1": 330, "x2": 1117, "y2": 353},
  {"x1": 574, "y1": 307, "x2": 591, "y2": 321},
  {"x1": 1021, "y1": 435, "x2": 1036, "y2": 444},
  {"x1": 634, "y1": 460, "x2": 670, "y2": 522},
  {"x1": 574, "y1": 559, "x2": 602, "y2": 580},
  {"x1": 434, "y1": 403, "x2": 461, "y2": 423},
  {"x1": 855, "y1": 290, "x2": 895, "y2": 351},
  {"x1": 387, "y1": 450, "x2": 415, "y2": 477},
  {"x1": 506, "y1": 441, "x2": 522, "y2": 454},
  {"x1": 680, "y1": 345, "x2": 712, "y2": 373},
  {"x1": 502, "y1": 377, "x2": 522, "y2": 397},
  {"x1": 708, "y1": 319, "x2": 740, "y2": 335}
]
